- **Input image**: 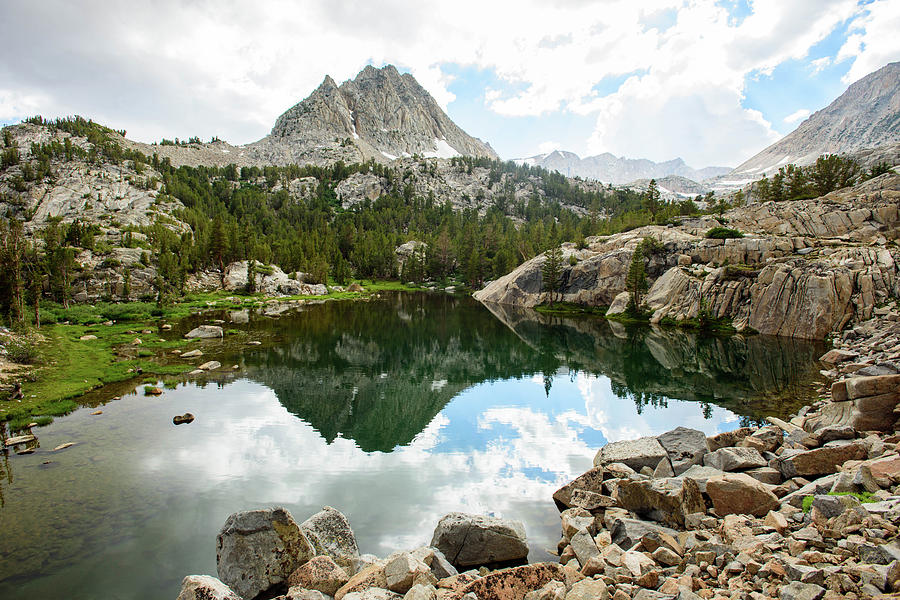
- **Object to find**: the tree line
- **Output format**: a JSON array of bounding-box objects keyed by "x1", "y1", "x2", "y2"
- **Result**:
[{"x1": 0, "y1": 115, "x2": 743, "y2": 326}]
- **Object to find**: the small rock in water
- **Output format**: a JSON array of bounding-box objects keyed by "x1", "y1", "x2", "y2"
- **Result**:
[
  {"x1": 247, "y1": 341, "x2": 262, "y2": 346},
  {"x1": 91, "y1": 410, "x2": 103, "y2": 415},
  {"x1": 145, "y1": 387, "x2": 163, "y2": 396},
  {"x1": 53, "y1": 442, "x2": 76, "y2": 451},
  {"x1": 181, "y1": 349, "x2": 203, "y2": 358},
  {"x1": 4, "y1": 434, "x2": 36, "y2": 446},
  {"x1": 198, "y1": 361, "x2": 221, "y2": 371},
  {"x1": 184, "y1": 325, "x2": 224, "y2": 339},
  {"x1": 173, "y1": 413, "x2": 195, "y2": 425}
]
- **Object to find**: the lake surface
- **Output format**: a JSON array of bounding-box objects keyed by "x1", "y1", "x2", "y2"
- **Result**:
[{"x1": 0, "y1": 293, "x2": 825, "y2": 599}]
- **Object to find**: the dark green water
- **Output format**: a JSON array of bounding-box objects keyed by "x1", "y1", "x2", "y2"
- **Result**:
[{"x1": 0, "y1": 293, "x2": 824, "y2": 599}]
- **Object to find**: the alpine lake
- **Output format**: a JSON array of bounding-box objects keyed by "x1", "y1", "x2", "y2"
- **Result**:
[{"x1": 0, "y1": 292, "x2": 826, "y2": 600}]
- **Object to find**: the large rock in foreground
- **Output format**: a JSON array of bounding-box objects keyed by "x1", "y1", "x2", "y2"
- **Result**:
[
  {"x1": 301, "y1": 506, "x2": 360, "y2": 572},
  {"x1": 216, "y1": 507, "x2": 316, "y2": 599},
  {"x1": 430, "y1": 513, "x2": 528, "y2": 568},
  {"x1": 176, "y1": 575, "x2": 241, "y2": 600}
]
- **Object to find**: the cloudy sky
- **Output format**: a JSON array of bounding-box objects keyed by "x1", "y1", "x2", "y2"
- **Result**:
[{"x1": 1, "y1": 0, "x2": 898, "y2": 167}]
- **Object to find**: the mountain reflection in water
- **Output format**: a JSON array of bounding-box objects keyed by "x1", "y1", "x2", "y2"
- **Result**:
[{"x1": 235, "y1": 293, "x2": 824, "y2": 451}]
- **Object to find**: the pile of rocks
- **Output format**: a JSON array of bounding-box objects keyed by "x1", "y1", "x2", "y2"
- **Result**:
[
  {"x1": 820, "y1": 300, "x2": 900, "y2": 381},
  {"x1": 178, "y1": 507, "x2": 543, "y2": 600},
  {"x1": 550, "y1": 376, "x2": 900, "y2": 600}
]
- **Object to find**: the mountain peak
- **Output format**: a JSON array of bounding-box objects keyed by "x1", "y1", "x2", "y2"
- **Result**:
[
  {"x1": 256, "y1": 65, "x2": 497, "y2": 165},
  {"x1": 731, "y1": 61, "x2": 900, "y2": 178},
  {"x1": 516, "y1": 150, "x2": 729, "y2": 184}
]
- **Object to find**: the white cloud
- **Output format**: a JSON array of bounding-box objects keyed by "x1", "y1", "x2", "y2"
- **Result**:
[
  {"x1": 811, "y1": 57, "x2": 832, "y2": 73},
  {"x1": 0, "y1": 0, "x2": 891, "y2": 165},
  {"x1": 784, "y1": 108, "x2": 811, "y2": 124},
  {"x1": 837, "y1": 0, "x2": 900, "y2": 84}
]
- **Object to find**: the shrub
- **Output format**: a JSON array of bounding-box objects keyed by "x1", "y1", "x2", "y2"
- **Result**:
[
  {"x1": 706, "y1": 227, "x2": 744, "y2": 239},
  {"x1": 6, "y1": 339, "x2": 38, "y2": 364}
]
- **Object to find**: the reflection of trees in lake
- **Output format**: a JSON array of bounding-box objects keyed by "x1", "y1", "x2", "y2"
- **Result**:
[{"x1": 237, "y1": 293, "x2": 824, "y2": 451}]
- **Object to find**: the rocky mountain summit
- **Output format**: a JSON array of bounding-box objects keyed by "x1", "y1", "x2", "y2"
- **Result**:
[
  {"x1": 730, "y1": 61, "x2": 900, "y2": 180},
  {"x1": 515, "y1": 150, "x2": 730, "y2": 185},
  {"x1": 475, "y1": 171, "x2": 900, "y2": 340},
  {"x1": 246, "y1": 65, "x2": 497, "y2": 166}
]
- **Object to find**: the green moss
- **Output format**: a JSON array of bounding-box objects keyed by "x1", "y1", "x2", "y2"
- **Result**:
[{"x1": 802, "y1": 491, "x2": 877, "y2": 512}]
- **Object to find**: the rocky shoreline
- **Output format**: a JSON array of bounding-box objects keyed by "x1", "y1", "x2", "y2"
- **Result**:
[{"x1": 176, "y1": 370, "x2": 900, "y2": 600}]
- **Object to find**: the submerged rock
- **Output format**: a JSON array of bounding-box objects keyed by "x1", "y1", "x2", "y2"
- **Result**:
[
  {"x1": 185, "y1": 325, "x2": 224, "y2": 339},
  {"x1": 173, "y1": 413, "x2": 195, "y2": 425}
]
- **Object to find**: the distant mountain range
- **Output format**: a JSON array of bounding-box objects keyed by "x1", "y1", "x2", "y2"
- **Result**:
[
  {"x1": 729, "y1": 61, "x2": 900, "y2": 181},
  {"x1": 513, "y1": 150, "x2": 731, "y2": 185}
]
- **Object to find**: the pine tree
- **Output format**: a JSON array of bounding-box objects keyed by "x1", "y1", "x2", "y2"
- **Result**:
[
  {"x1": 625, "y1": 246, "x2": 647, "y2": 314},
  {"x1": 541, "y1": 245, "x2": 563, "y2": 304},
  {"x1": 246, "y1": 259, "x2": 257, "y2": 293},
  {"x1": 643, "y1": 179, "x2": 661, "y2": 222}
]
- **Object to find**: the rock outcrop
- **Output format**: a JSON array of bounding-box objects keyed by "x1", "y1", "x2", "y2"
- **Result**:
[
  {"x1": 475, "y1": 174, "x2": 900, "y2": 340},
  {"x1": 221, "y1": 261, "x2": 328, "y2": 297}
]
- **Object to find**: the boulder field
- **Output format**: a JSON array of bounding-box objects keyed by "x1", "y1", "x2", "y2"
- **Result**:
[
  {"x1": 177, "y1": 373, "x2": 900, "y2": 600},
  {"x1": 474, "y1": 174, "x2": 900, "y2": 340}
]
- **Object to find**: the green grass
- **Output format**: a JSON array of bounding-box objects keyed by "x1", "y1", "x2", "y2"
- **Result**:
[
  {"x1": 658, "y1": 315, "x2": 737, "y2": 334},
  {"x1": 1, "y1": 279, "x2": 420, "y2": 431},
  {"x1": 535, "y1": 302, "x2": 609, "y2": 317},
  {"x1": 1, "y1": 323, "x2": 192, "y2": 430}
]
